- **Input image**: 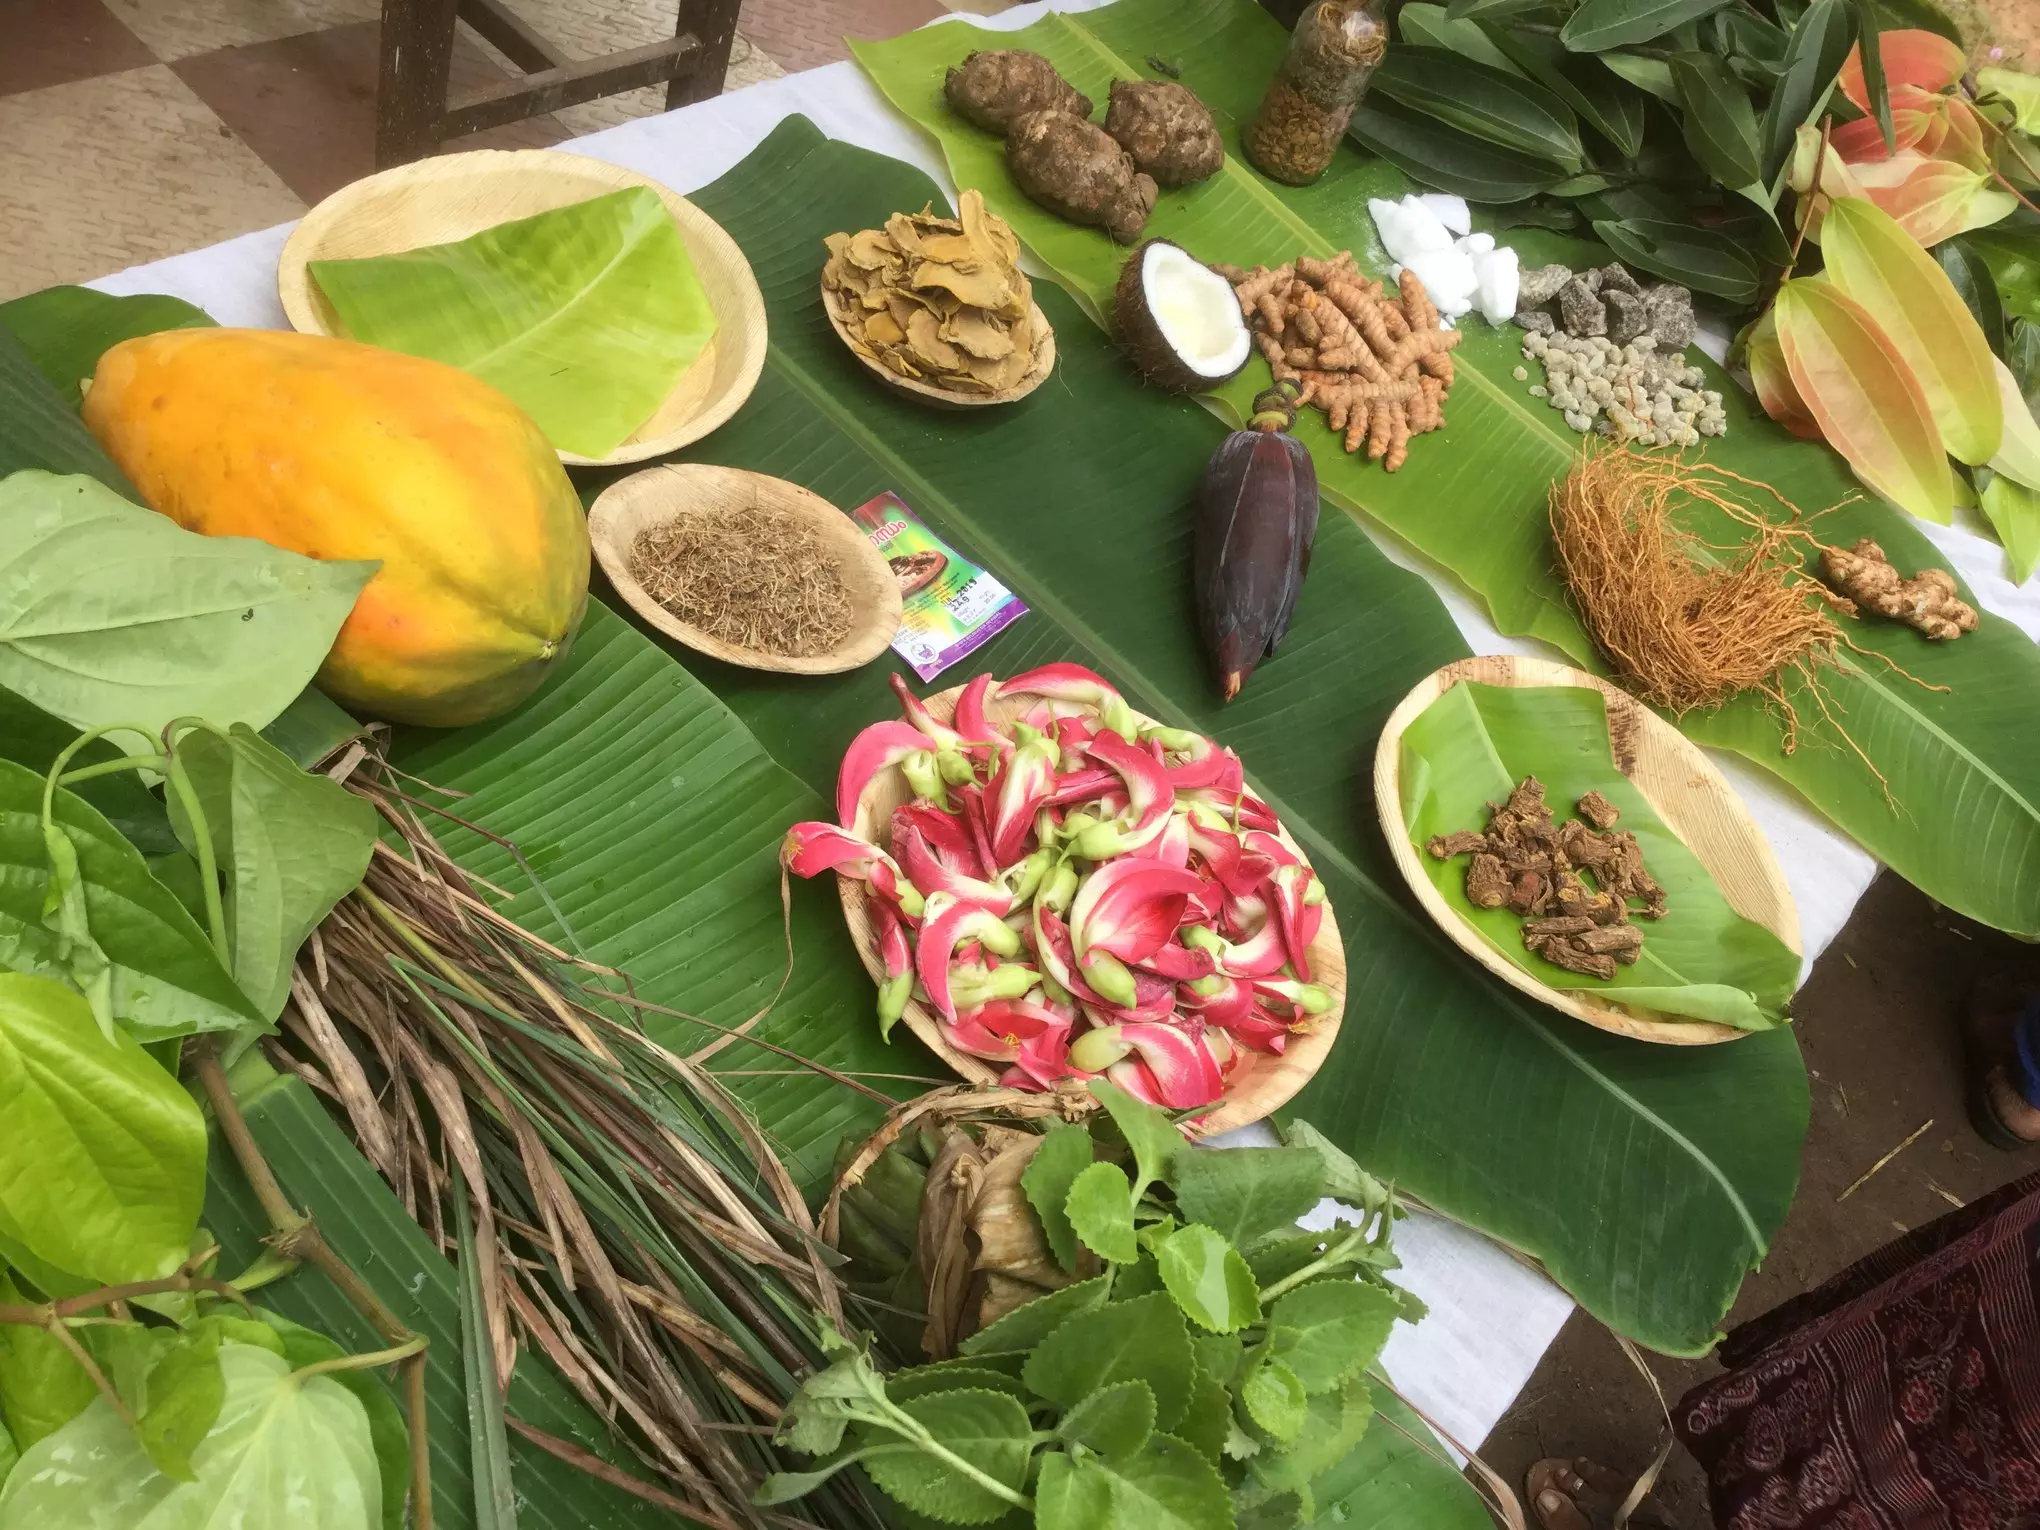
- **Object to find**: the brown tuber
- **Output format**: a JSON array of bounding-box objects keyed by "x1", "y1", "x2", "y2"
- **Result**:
[
  {"x1": 944, "y1": 49, "x2": 1091, "y2": 133},
  {"x1": 1006, "y1": 108, "x2": 1157, "y2": 243},
  {"x1": 1818, "y1": 538, "x2": 1978, "y2": 641},
  {"x1": 1103, "y1": 79, "x2": 1224, "y2": 188}
]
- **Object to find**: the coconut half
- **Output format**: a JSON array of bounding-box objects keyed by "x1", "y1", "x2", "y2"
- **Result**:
[{"x1": 1114, "y1": 239, "x2": 1252, "y2": 393}]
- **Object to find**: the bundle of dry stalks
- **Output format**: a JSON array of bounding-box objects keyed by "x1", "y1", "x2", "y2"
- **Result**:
[
  {"x1": 1549, "y1": 444, "x2": 1844, "y2": 743},
  {"x1": 270, "y1": 745, "x2": 890, "y2": 1530}
]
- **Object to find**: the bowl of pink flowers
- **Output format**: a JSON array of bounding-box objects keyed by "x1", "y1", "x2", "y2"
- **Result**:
[{"x1": 781, "y1": 663, "x2": 1344, "y2": 1135}]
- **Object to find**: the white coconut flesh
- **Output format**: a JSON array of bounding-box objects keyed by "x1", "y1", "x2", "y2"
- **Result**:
[{"x1": 1141, "y1": 241, "x2": 1251, "y2": 378}]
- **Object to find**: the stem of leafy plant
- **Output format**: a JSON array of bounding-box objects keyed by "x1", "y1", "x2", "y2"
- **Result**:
[
  {"x1": 191, "y1": 1040, "x2": 436, "y2": 1530},
  {"x1": 57, "y1": 754, "x2": 171, "y2": 787},
  {"x1": 860, "y1": 1400, "x2": 1036, "y2": 1512},
  {"x1": 1258, "y1": 1227, "x2": 1370, "y2": 1303},
  {"x1": 292, "y1": 1332, "x2": 430, "y2": 1380},
  {"x1": 45, "y1": 1316, "x2": 138, "y2": 1433},
  {"x1": 163, "y1": 723, "x2": 230, "y2": 967},
  {"x1": 0, "y1": 1263, "x2": 253, "y2": 1325}
]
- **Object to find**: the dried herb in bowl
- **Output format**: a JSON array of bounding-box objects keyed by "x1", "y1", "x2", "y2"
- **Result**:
[{"x1": 629, "y1": 503, "x2": 854, "y2": 658}]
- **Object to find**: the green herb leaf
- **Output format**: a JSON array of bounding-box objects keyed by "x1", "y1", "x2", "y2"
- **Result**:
[
  {"x1": 1668, "y1": 52, "x2": 1763, "y2": 190},
  {"x1": 1174, "y1": 1369, "x2": 1232, "y2": 1465},
  {"x1": 1241, "y1": 1352, "x2": 1310, "y2": 1442},
  {"x1": 1169, "y1": 1148, "x2": 1324, "y2": 1249},
  {"x1": 0, "y1": 287, "x2": 212, "y2": 410},
  {"x1": 756, "y1": 1451, "x2": 902, "y2": 1506},
  {"x1": 132, "y1": 1324, "x2": 226, "y2": 1482},
  {"x1": 1758, "y1": 0, "x2": 1852, "y2": 183},
  {"x1": 1236, "y1": 1488, "x2": 1306, "y2": 1530},
  {"x1": 1278, "y1": 1121, "x2": 1391, "y2": 1219},
  {"x1": 166, "y1": 723, "x2": 377, "y2": 1025},
  {"x1": 959, "y1": 1273, "x2": 1112, "y2": 1357},
  {"x1": 1087, "y1": 1079, "x2": 1179, "y2": 1202},
  {"x1": 1156, "y1": 1225, "x2": 1260, "y2": 1333},
  {"x1": 0, "y1": 973, "x2": 206, "y2": 1283},
  {"x1": 1268, "y1": 1282, "x2": 1403, "y2": 1395},
  {"x1": 1249, "y1": 1375, "x2": 1375, "y2": 1493},
  {"x1": 1066, "y1": 1161, "x2": 1140, "y2": 1265},
  {"x1": 1188, "y1": 1333, "x2": 1242, "y2": 1392},
  {"x1": 1370, "y1": 46, "x2": 1585, "y2": 169},
  {"x1": 1056, "y1": 1379, "x2": 1155, "y2": 1459},
  {"x1": 1244, "y1": 1233, "x2": 1328, "y2": 1290},
  {"x1": 255, "y1": 1310, "x2": 409, "y2": 1530},
  {"x1": 0, "y1": 1342, "x2": 381, "y2": 1527},
  {"x1": 310, "y1": 188, "x2": 717, "y2": 460},
  {"x1": 1021, "y1": 1124, "x2": 1094, "y2": 1275},
  {"x1": 0, "y1": 1274, "x2": 96, "y2": 1448},
  {"x1": 1023, "y1": 1292, "x2": 1194, "y2": 1429},
  {"x1": 1560, "y1": 0, "x2": 1733, "y2": 51},
  {"x1": 0, "y1": 760, "x2": 260, "y2": 1044},
  {"x1": 1071, "y1": 1434, "x2": 1235, "y2": 1530},
  {"x1": 862, "y1": 1388, "x2": 1032, "y2": 1525},
  {"x1": 887, "y1": 1363, "x2": 1028, "y2": 1402},
  {"x1": 0, "y1": 471, "x2": 375, "y2": 742},
  {"x1": 1034, "y1": 1450, "x2": 1113, "y2": 1530}
]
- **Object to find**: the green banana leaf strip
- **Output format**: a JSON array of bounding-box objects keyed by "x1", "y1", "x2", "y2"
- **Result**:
[
  {"x1": 631, "y1": 115, "x2": 1809, "y2": 1355},
  {"x1": 1399, "y1": 683, "x2": 1799, "y2": 1029},
  {"x1": 0, "y1": 286, "x2": 212, "y2": 408},
  {"x1": 852, "y1": 0, "x2": 2040, "y2": 941}
]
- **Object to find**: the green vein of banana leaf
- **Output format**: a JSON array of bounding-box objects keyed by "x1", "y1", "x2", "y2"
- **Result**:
[{"x1": 851, "y1": 0, "x2": 2040, "y2": 940}]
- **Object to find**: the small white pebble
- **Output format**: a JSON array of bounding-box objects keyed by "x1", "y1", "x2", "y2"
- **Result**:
[
  {"x1": 1512, "y1": 365, "x2": 1528, "y2": 381},
  {"x1": 1529, "y1": 384, "x2": 1548, "y2": 397}
]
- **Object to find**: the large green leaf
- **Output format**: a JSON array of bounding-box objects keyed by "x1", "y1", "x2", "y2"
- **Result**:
[
  {"x1": 1758, "y1": 0, "x2": 1852, "y2": 184},
  {"x1": 1399, "y1": 683, "x2": 1800, "y2": 1028},
  {"x1": 652, "y1": 116, "x2": 1809, "y2": 1354},
  {"x1": 1368, "y1": 47, "x2": 1585, "y2": 169},
  {"x1": 852, "y1": 0, "x2": 2040, "y2": 942},
  {"x1": 0, "y1": 286, "x2": 212, "y2": 409},
  {"x1": 0, "y1": 326, "x2": 137, "y2": 500},
  {"x1": 1559, "y1": 0, "x2": 1735, "y2": 51},
  {"x1": 309, "y1": 187, "x2": 717, "y2": 459},
  {"x1": 1480, "y1": 22, "x2": 1649, "y2": 158}
]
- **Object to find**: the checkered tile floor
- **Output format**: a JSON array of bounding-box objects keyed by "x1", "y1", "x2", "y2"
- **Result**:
[{"x1": 0, "y1": 0, "x2": 998, "y2": 299}]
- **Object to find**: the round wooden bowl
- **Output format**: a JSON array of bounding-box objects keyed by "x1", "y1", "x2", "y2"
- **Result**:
[
  {"x1": 277, "y1": 149, "x2": 767, "y2": 467},
  {"x1": 821, "y1": 281, "x2": 1055, "y2": 410},
  {"x1": 841, "y1": 686, "x2": 1345, "y2": 1134},
  {"x1": 1373, "y1": 655, "x2": 1800, "y2": 1046},
  {"x1": 588, "y1": 464, "x2": 902, "y2": 675}
]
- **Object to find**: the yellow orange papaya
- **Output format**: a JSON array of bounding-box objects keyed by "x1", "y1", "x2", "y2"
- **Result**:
[{"x1": 83, "y1": 328, "x2": 589, "y2": 727}]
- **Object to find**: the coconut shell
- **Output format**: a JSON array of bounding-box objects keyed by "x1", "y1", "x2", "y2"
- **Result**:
[{"x1": 1114, "y1": 239, "x2": 1248, "y2": 394}]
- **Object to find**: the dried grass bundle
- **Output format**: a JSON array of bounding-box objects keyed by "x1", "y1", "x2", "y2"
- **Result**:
[
  {"x1": 271, "y1": 745, "x2": 890, "y2": 1530},
  {"x1": 631, "y1": 506, "x2": 853, "y2": 657},
  {"x1": 1549, "y1": 443, "x2": 1843, "y2": 740}
]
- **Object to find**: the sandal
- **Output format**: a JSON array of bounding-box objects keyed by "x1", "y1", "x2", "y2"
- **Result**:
[
  {"x1": 1526, "y1": 1458, "x2": 1668, "y2": 1530},
  {"x1": 1962, "y1": 976, "x2": 2040, "y2": 1152}
]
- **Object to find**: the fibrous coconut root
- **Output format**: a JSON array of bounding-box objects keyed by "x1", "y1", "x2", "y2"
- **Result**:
[
  {"x1": 1006, "y1": 109, "x2": 1158, "y2": 243},
  {"x1": 1103, "y1": 79, "x2": 1224, "y2": 187},
  {"x1": 1213, "y1": 254, "x2": 1460, "y2": 471},
  {"x1": 1818, "y1": 539, "x2": 1979, "y2": 641},
  {"x1": 944, "y1": 49, "x2": 1091, "y2": 133}
]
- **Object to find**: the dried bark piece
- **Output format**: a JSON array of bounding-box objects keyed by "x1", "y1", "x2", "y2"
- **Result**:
[{"x1": 1576, "y1": 790, "x2": 1620, "y2": 829}]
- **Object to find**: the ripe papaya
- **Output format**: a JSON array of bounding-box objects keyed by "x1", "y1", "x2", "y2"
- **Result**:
[{"x1": 83, "y1": 328, "x2": 589, "y2": 727}]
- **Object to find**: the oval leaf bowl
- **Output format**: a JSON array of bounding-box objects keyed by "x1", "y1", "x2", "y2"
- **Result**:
[
  {"x1": 821, "y1": 280, "x2": 1055, "y2": 411},
  {"x1": 589, "y1": 464, "x2": 902, "y2": 675},
  {"x1": 278, "y1": 148, "x2": 767, "y2": 467},
  {"x1": 842, "y1": 685, "x2": 1345, "y2": 1135},
  {"x1": 1374, "y1": 655, "x2": 1800, "y2": 1046}
]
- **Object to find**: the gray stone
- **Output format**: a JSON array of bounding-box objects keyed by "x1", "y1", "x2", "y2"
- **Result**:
[
  {"x1": 1594, "y1": 261, "x2": 1641, "y2": 295},
  {"x1": 1513, "y1": 308, "x2": 1556, "y2": 334},
  {"x1": 1557, "y1": 277, "x2": 1607, "y2": 337},
  {"x1": 1643, "y1": 283, "x2": 1695, "y2": 349},
  {"x1": 1604, "y1": 288, "x2": 1650, "y2": 347},
  {"x1": 1516, "y1": 263, "x2": 1572, "y2": 308},
  {"x1": 1578, "y1": 267, "x2": 1603, "y2": 294}
]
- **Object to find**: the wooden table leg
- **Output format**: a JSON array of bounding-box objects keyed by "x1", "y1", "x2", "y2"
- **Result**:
[
  {"x1": 377, "y1": 0, "x2": 460, "y2": 167},
  {"x1": 666, "y1": 0, "x2": 740, "y2": 110}
]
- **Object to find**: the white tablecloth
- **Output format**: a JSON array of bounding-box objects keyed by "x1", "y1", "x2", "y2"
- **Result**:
[{"x1": 84, "y1": 0, "x2": 2040, "y2": 1453}]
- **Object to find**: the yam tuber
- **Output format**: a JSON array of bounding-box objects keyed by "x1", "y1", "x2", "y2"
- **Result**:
[
  {"x1": 1005, "y1": 109, "x2": 1157, "y2": 243},
  {"x1": 1817, "y1": 538, "x2": 1978, "y2": 641},
  {"x1": 944, "y1": 50, "x2": 1091, "y2": 133},
  {"x1": 1103, "y1": 79, "x2": 1224, "y2": 188}
]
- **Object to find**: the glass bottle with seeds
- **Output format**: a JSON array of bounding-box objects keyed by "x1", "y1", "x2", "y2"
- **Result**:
[{"x1": 1244, "y1": 0, "x2": 1390, "y2": 186}]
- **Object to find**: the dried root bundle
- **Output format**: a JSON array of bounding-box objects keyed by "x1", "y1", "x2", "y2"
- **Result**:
[{"x1": 1549, "y1": 444, "x2": 1846, "y2": 734}]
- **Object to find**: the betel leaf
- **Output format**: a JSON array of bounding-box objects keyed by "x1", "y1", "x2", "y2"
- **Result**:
[
  {"x1": 1087, "y1": 1078, "x2": 1178, "y2": 1201},
  {"x1": 1065, "y1": 1161, "x2": 1139, "y2": 1265},
  {"x1": 1267, "y1": 1281, "x2": 1402, "y2": 1395},
  {"x1": 166, "y1": 723, "x2": 377, "y2": 1025},
  {"x1": 1368, "y1": 47, "x2": 1585, "y2": 169},
  {"x1": 1591, "y1": 217, "x2": 1766, "y2": 301},
  {"x1": 0, "y1": 759, "x2": 259, "y2": 1043},
  {"x1": 1669, "y1": 52, "x2": 1763, "y2": 191},
  {"x1": 1240, "y1": 1351, "x2": 1309, "y2": 1442},
  {"x1": 0, "y1": 685, "x2": 175, "y2": 853},
  {"x1": 1937, "y1": 239, "x2": 2007, "y2": 358},
  {"x1": 1055, "y1": 1379, "x2": 1155, "y2": 1459},
  {"x1": 0, "y1": 287, "x2": 212, "y2": 410},
  {"x1": 1249, "y1": 1374, "x2": 1374, "y2": 1493},
  {"x1": 131, "y1": 1324, "x2": 227, "y2": 1482},
  {"x1": 0, "y1": 1342, "x2": 381, "y2": 1528},
  {"x1": 0, "y1": 1274, "x2": 96, "y2": 1448},
  {"x1": 1020, "y1": 1124, "x2": 1093, "y2": 1275},
  {"x1": 1760, "y1": 0, "x2": 1852, "y2": 182},
  {"x1": 0, "y1": 973, "x2": 206, "y2": 1284},
  {"x1": 0, "y1": 1417, "x2": 14, "y2": 1485},
  {"x1": 1480, "y1": 22, "x2": 1648, "y2": 158},
  {"x1": 1348, "y1": 93, "x2": 1572, "y2": 202},
  {"x1": 1156, "y1": 1226, "x2": 1261, "y2": 1333},
  {"x1": 1774, "y1": 277, "x2": 1954, "y2": 522},
  {"x1": 249, "y1": 1320, "x2": 405, "y2": 1530},
  {"x1": 310, "y1": 188, "x2": 716, "y2": 460},
  {"x1": 960, "y1": 1274, "x2": 1113, "y2": 1358},
  {"x1": 1169, "y1": 1148, "x2": 1325, "y2": 1248},
  {"x1": 1399, "y1": 683, "x2": 1801, "y2": 1029},
  {"x1": 0, "y1": 471, "x2": 375, "y2": 743},
  {"x1": 1560, "y1": 0, "x2": 1733, "y2": 51},
  {"x1": 1037, "y1": 1436, "x2": 1233, "y2": 1530},
  {"x1": 862, "y1": 1388, "x2": 1032, "y2": 1525},
  {"x1": 1023, "y1": 1293, "x2": 1194, "y2": 1429}
]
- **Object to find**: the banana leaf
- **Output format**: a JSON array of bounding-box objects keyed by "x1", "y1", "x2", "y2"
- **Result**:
[
  {"x1": 851, "y1": 0, "x2": 2040, "y2": 942},
  {"x1": 1399, "y1": 683, "x2": 1800, "y2": 1029},
  {"x1": 308, "y1": 188, "x2": 716, "y2": 459},
  {"x1": 0, "y1": 286, "x2": 210, "y2": 408}
]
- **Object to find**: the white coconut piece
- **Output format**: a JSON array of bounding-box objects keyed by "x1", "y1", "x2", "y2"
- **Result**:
[
  {"x1": 1129, "y1": 240, "x2": 1252, "y2": 384},
  {"x1": 1369, "y1": 195, "x2": 1453, "y2": 266},
  {"x1": 1473, "y1": 245, "x2": 1520, "y2": 325},
  {"x1": 1397, "y1": 195, "x2": 1456, "y2": 253},
  {"x1": 1419, "y1": 193, "x2": 1472, "y2": 236},
  {"x1": 1457, "y1": 231, "x2": 1497, "y2": 257},
  {"x1": 1403, "y1": 246, "x2": 1479, "y2": 319}
]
